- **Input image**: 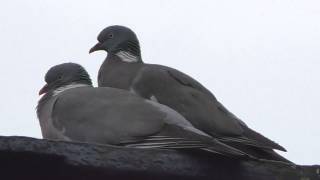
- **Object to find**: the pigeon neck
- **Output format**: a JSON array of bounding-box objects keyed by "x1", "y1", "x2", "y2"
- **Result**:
[
  {"x1": 52, "y1": 83, "x2": 91, "y2": 96},
  {"x1": 115, "y1": 51, "x2": 141, "y2": 63},
  {"x1": 107, "y1": 52, "x2": 143, "y2": 64},
  {"x1": 110, "y1": 40, "x2": 143, "y2": 63}
]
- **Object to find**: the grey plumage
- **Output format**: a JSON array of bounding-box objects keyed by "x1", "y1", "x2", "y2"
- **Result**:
[
  {"x1": 37, "y1": 63, "x2": 250, "y2": 158},
  {"x1": 89, "y1": 25, "x2": 291, "y2": 163}
]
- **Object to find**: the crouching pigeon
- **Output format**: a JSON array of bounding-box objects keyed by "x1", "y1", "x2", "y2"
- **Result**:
[
  {"x1": 37, "y1": 62, "x2": 250, "y2": 158},
  {"x1": 89, "y1": 25, "x2": 291, "y2": 163}
]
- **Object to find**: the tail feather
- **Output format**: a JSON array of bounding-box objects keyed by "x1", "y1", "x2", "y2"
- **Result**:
[
  {"x1": 221, "y1": 141, "x2": 292, "y2": 164},
  {"x1": 242, "y1": 127, "x2": 287, "y2": 151}
]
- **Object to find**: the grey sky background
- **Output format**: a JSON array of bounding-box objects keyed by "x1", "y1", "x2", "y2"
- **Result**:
[{"x1": 0, "y1": 0, "x2": 319, "y2": 164}]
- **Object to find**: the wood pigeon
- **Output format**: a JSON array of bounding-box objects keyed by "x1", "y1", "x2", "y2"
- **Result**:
[
  {"x1": 37, "y1": 62, "x2": 250, "y2": 158},
  {"x1": 89, "y1": 25, "x2": 291, "y2": 163}
]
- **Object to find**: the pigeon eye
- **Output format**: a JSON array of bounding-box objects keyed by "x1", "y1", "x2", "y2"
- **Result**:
[
  {"x1": 58, "y1": 76, "x2": 63, "y2": 80},
  {"x1": 108, "y1": 33, "x2": 114, "y2": 38}
]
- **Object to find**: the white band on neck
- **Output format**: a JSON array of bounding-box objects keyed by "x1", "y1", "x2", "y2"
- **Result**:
[
  {"x1": 53, "y1": 83, "x2": 90, "y2": 96},
  {"x1": 115, "y1": 51, "x2": 139, "y2": 63}
]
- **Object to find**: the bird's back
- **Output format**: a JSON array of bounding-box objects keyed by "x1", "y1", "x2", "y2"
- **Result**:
[{"x1": 50, "y1": 87, "x2": 166, "y2": 143}]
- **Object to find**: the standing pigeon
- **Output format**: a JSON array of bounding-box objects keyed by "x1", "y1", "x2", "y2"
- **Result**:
[
  {"x1": 37, "y1": 62, "x2": 249, "y2": 158},
  {"x1": 89, "y1": 25, "x2": 290, "y2": 163}
]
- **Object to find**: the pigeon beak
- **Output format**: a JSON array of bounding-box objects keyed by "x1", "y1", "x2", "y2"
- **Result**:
[
  {"x1": 39, "y1": 84, "x2": 49, "y2": 95},
  {"x1": 89, "y1": 42, "x2": 104, "y2": 54}
]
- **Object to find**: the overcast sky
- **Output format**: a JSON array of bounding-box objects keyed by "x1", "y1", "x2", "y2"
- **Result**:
[{"x1": 0, "y1": 0, "x2": 319, "y2": 164}]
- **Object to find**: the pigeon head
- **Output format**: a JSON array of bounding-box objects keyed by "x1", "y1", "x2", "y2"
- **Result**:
[
  {"x1": 89, "y1": 25, "x2": 142, "y2": 62},
  {"x1": 39, "y1": 63, "x2": 92, "y2": 95}
]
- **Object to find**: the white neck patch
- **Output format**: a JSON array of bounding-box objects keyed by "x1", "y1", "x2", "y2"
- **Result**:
[
  {"x1": 53, "y1": 83, "x2": 90, "y2": 96},
  {"x1": 115, "y1": 51, "x2": 139, "y2": 63}
]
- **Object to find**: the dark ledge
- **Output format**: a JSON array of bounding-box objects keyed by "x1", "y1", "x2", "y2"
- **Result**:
[{"x1": 0, "y1": 136, "x2": 319, "y2": 180}]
